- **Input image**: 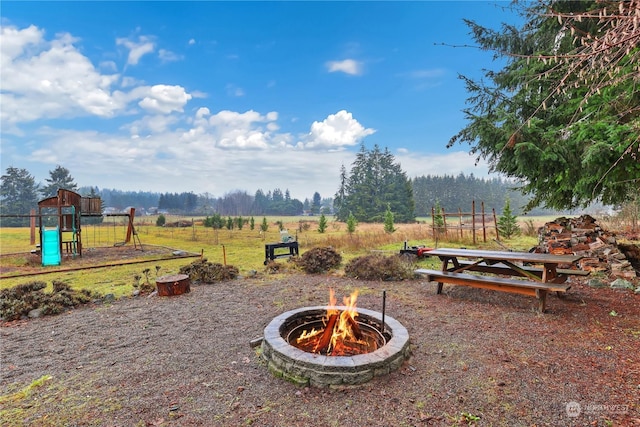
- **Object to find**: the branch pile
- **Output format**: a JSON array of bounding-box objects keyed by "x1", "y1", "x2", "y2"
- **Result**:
[{"x1": 536, "y1": 214, "x2": 637, "y2": 279}]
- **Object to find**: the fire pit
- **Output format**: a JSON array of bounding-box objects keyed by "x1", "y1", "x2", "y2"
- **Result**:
[{"x1": 261, "y1": 290, "x2": 410, "y2": 387}]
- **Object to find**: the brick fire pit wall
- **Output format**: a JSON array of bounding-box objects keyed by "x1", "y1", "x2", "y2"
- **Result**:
[{"x1": 261, "y1": 306, "x2": 410, "y2": 388}]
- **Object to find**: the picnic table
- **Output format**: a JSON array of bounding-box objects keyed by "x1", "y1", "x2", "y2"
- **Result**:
[{"x1": 416, "y1": 248, "x2": 588, "y2": 312}]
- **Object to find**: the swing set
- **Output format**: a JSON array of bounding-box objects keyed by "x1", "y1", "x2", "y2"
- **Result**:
[{"x1": 32, "y1": 189, "x2": 142, "y2": 265}]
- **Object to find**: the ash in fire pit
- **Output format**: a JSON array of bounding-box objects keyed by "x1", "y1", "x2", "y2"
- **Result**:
[{"x1": 261, "y1": 290, "x2": 410, "y2": 387}]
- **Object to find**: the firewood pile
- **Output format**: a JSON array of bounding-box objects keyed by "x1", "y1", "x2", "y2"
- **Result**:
[{"x1": 536, "y1": 215, "x2": 638, "y2": 279}]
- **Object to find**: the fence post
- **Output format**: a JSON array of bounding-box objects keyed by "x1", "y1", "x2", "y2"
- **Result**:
[{"x1": 472, "y1": 201, "x2": 476, "y2": 245}]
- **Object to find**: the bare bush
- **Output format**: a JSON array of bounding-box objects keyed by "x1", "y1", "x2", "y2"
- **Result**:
[{"x1": 344, "y1": 253, "x2": 416, "y2": 281}]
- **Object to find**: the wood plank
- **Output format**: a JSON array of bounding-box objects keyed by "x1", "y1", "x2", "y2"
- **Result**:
[
  {"x1": 453, "y1": 260, "x2": 589, "y2": 276},
  {"x1": 415, "y1": 269, "x2": 570, "y2": 293},
  {"x1": 415, "y1": 268, "x2": 571, "y2": 313}
]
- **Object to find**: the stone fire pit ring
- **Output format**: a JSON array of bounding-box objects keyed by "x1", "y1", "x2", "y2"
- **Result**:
[{"x1": 261, "y1": 305, "x2": 410, "y2": 388}]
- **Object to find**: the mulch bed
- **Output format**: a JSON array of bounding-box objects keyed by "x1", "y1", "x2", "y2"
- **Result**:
[{"x1": 1, "y1": 272, "x2": 639, "y2": 426}]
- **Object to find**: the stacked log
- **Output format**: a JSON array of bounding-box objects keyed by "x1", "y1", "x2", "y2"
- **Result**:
[{"x1": 536, "y1": 215, "x2": 637, "y2": 279}]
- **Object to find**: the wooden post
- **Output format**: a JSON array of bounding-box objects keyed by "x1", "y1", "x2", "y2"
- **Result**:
[
  {"x1": 472, "y1": 201, "x2": 476, "y2": 245},
  {"x1": 125, "y1": 208, "x2": 135, "y2": 243},
  {"x1": 481, "y1": 202, "x2": 487, "y2": 243},
  {"x1": 458, "y1": 208, "x2": 463, "y2": 239},
  {"x1": 442, "y1": 208, "x2": 448, "y2": 238},
  {"x1": 493, "y1": 208, "x2": 500, "y2": 241},
  {"x1": 30, "y1": 209, "x2": 36, "y2": 245},
  {"x1": 431, "y1": 206, "x2": 435, "y2": 238}
]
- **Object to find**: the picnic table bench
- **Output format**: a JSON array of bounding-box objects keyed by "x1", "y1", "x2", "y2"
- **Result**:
[{"x1": 416, "y1": 248, "x2": 587, "y2": 313}]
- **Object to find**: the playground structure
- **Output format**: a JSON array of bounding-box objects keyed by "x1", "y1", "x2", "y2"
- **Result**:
[{"x1": 34, "y1": 189, "x2": 140, "y2": 265}]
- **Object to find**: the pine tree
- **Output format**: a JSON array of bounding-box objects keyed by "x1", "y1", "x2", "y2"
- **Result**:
[
  {"x1": 497, "y1": 198, "x2": 521, "y2": 239},
  {"x1": 346, "y1": 212, "x2": 357, "y2": 235},
  {"x1": 335, "y1": 144, "x2": 415, "y2": 223},
  {"x1": 383, "y1": 204, "x2": 395, "y2": 233},
  {"x1": 317, "y1": 213, "x2": 328, "y2": 234},
  {"x1": 0, "y1": 167, "x2": 40, "y2": 226},
  {"x1": 40, "y1": 165, "x2": 78, "y2": 198}
]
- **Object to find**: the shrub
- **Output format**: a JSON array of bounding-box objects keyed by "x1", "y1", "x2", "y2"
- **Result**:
[
  {"x1": 0, "y1": 280, "x2": 100, "y2": 321},
  {"x1": 344, "y1": 254, "x2": 415, "y2": 281},
  {"x1": 265, "y1": 260, "x2": 285, "y2": 274},
  {"x1": 156, "y1": 214, "x2": 166, "y2": 227},
  {"x1": 179, "y1": 259, "x2": 239, "y2": 283},
  {"x1": 293, "y1": 246, "x2": 342, "y2": 274}
]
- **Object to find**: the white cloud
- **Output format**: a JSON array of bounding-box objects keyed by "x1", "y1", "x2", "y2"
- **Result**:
[
  {"x1": 135, "y1": 85, "x2": 192, "y2": 114},
  {"x1": 326, "y1": 59, "x2": 362, "y2": 75},
  {"x1": 158, "y1": 48, "x2": 181, "y2": 63},
  {"x1": 0, "y1": 24, "x2": 122, "y2": 130},
  {"x1": 302, "y1": 110, "x2": 375, "y2": 150},
  {"x1": 116, "y1": 35, "x2": 155, "y2": 66}
]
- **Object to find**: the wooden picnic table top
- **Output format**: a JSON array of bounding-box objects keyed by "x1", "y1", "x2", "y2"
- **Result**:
[{"x1": 426, "y1": 248, "x2": 583, "y2": 265}]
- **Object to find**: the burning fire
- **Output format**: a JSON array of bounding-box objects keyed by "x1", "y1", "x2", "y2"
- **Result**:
[{"x1": 295, "y1": 288, "x2": 378, "y2": 356}]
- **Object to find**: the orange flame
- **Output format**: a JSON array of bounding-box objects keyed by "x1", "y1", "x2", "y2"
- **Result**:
[{"x1": 296, "y1": 288, "x2": 374, "y2": 356}]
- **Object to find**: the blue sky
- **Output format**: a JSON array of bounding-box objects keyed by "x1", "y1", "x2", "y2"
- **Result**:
[{"x1": 1, "y1": 1, "x2": 519, "y2": 201}]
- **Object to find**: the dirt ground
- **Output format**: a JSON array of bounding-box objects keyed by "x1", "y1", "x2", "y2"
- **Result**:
[{"x1": 2, "y1": 263, "x2": 639, "y2": 427}]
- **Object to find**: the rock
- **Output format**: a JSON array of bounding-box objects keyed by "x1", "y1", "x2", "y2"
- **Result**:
[
  {"x1": 587, "y1": 279, "x2": 607, "y2": 288},
  {"x1": 610, "y1": 279, "x2": 635, "y2": 290},
  {"x1": 132, "y1": 289, "x2": 140, "y2": 297},
  {"x1": 28, "y1": 308, "x2": 43, "y2": 318},
  {"x1": 103, "y1": 293, "x2": 116, "y2": 303}
]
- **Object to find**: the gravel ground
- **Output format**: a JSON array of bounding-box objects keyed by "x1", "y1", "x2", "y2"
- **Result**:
[{"x1": 2, "y1": 273, "x2": 639, "y2": 427}]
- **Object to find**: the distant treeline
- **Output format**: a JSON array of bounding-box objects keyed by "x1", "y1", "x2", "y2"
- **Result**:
[
  {"x1": 411, "y1": 174, "x2": 560, "y2": 216},
  {"x1": 83, "y1": 174, "x2": 563, "y2": 217}
]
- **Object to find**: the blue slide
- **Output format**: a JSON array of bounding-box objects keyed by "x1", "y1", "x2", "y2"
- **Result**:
[{"x1": 41, "y1": 227, "x2": 61, "y2": 266}]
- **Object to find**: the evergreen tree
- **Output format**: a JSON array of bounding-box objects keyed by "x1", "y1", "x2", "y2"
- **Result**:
[
  {"x1": 383, "y1": 204, "x2": 396, "y2": 233},
  {"x1": 40, "y1": 165, "x2": 78, "y2": 198},
  {"x1": 334, "y1": 164, "x2": 348, "y2": 220},
  {"x1": 335, "y1": 144, "x2": 415, "y2": 223},
  {"x1": 311, "y1": 192, "x2": 322, "y2": 215},
  {"x1": 236, "y1": 216, "x2": 244, "y2": 230},
  {"x1": 346, "y1": 212, "x2": 357, "y2": 235},
  {"x1": 497, "y1": 198, "x2": 521, "y2": 240},
  {"x1": 433, "y1": 200, "x2": 445, "y2": 231},
  {"x1": 226, "y1": 216, "x2": 233, "y2": 231},
  {"x1": 317, "y1": 213, "x2": 328, "y2": 234},
  {"x1": 449, "y1": 1, "x2": 639, "y2": 210},
  {"x1": 250, "y1": 216, "x2": 255, "y2": 230},
  {"x1": 260, "y1": 217, "x2": 269, "y2": 232},
  {"x1": 0, "y1": 166, "x2": 40, "y2": 226}
]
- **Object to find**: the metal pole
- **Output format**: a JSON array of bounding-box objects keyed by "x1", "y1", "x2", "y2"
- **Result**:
[{"x1": 381, "y1": 289, "x2": 386, "y2": 335}]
